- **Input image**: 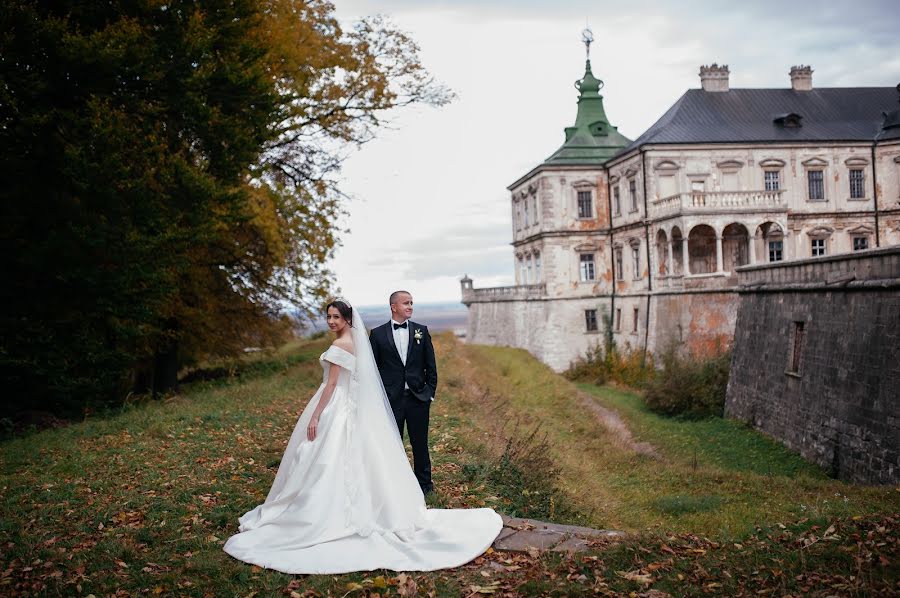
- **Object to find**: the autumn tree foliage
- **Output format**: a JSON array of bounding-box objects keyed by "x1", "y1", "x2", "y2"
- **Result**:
[{"x1": 0, "y1": 0, "x2": 451, "y2": 418}]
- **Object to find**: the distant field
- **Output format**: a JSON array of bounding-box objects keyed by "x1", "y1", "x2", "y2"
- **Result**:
[{"x1": 304, "y1": 302, "x2": 468, "y2": 334}]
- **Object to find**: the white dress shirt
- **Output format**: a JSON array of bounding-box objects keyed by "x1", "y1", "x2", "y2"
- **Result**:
[
  {"x1": 391, "y1": 319, "x2": 410, "y2": 364},
  {"x1": 391, "y1": 319, "x2": 410, "y2": 390}
]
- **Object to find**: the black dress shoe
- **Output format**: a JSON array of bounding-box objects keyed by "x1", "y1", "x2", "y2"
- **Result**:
[{"x1": 421, "y1": 486, "x2": 434, "y2": 496}]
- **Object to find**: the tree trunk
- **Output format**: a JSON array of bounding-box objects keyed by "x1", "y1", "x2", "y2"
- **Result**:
[{"x1": 152, "y1": 339, "x2": 179, "y2": 397}]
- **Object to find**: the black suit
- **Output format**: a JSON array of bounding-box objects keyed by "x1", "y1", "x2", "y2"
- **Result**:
[{"x1": 370, "y1": 320, "x2": 437, "y2": 493}]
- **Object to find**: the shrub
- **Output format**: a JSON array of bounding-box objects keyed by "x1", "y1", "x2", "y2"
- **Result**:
[
  {"x1": 643, "y1": 348, "x2": 732, "y2": 419},
  {"x1": 566, "y1": 340, "x2": 653, "y2": 388}
]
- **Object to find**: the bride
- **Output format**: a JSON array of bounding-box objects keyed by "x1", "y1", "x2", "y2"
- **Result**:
[{"x1": 223, "y1": 299, "x2": 503, "y2": 574}]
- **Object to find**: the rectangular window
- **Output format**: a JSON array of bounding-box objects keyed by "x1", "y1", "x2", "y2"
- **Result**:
[
  {"x1": 615, "y1": 248, "x2": 623, "y2": 280},
  {"x1": 788, "y1": 321, "x2": 805, "y2": 374},
  {"x1": 631, "y1": 246, "x2": 640, "y2": 279},
  {"x1": 523, "y1": 200, "x2": 530, "y2": 227},
  {"x1": 615, "y1": 308, "x2": 621, "y2": 331},
  {"x1": 526, "y1": 256, "x2": 533, "y2": 282},
  {"x1": 534, "y1": 254, "x2": 542, "y2": 281},
  {"x1": 768, "y1": 240, "x2": 783, "y2": 262},
  {"x1": 577, "y1": 190, "x2": 592, "y2": 218},
  {"x1": 632, "y1": 308, "x2": 639, "y2": 333},
  {"x1": 629, "y1": 179, "x2": 638, "y2": 212},
  {"x1": 849, "y1": 169, "x2": 865, "y2": 199},
  {"x1": 613, "y1": 187, "x2": 621, "y2": 216},
  {"x1": 811, "y1": 238, "x2": 826, "y2": 257},
  {"x1": 853, "y1": 237, "x2": 868, "y2": 251},
  {"x1": 518, "y1": 258, "x2": 526, "y2": 283},
  {"x1": 579, "y1": 254, "x2": 595, "y2": 282},
  {"x1": 764, "y1": 170, "x2": 780, "y2": 191},
  {"x1": 514, "y1": 204, "x2": 521, "y2": 230},
  {"x1": 585, "y1": 309, "x2": 598, "y2": 332},
  {"x1": 807, "y1": 170, "x2": 824, "y2": 200}
]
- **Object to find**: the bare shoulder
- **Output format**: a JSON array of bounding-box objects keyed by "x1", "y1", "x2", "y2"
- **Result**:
[{"x1": 332, "y1": 337, "x2": 355, "y2": 355}]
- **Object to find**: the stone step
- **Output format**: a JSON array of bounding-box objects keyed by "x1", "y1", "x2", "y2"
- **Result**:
[{"x1": 493, "y1": 515, "x2": 626, "y2": 553}]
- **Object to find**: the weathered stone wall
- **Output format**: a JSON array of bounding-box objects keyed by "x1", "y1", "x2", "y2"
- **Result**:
[
  {"x1": 649, "y1": 291, "x2": 738, "y2": 356},
  {"x1": 466, "y1": 296, "x2": 612, "y2": 372},
  {"x1": 466, "y1": 288, "x2": 741, "y2": 371},
  {"x1": 725, "y1": 246, "x2": 900, "y2": 484}
]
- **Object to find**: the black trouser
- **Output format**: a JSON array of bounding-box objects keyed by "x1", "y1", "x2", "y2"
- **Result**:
[{"x1": 391, "y1": 389, "x2": 432, "y2": 493}]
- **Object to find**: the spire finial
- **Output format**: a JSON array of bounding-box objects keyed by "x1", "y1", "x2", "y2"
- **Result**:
[{"x1": 581, "y1": 26, "x2": 594, "y2": 61}]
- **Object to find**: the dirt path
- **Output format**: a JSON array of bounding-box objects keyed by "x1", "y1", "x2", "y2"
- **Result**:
[{"x1": 576, "y1": 390, "x2": 660, "y2": 459}]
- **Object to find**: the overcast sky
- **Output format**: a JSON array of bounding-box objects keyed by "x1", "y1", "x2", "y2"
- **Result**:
[{"x1": 327, "y1": 0, "x2": 900, "y2": 306}]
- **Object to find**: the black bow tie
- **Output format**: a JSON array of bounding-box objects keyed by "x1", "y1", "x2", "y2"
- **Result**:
[{"x1": 393, "y1": 322, "x2": 408, "y2": 330}]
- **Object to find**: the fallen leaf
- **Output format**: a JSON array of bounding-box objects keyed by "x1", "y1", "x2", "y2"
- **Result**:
[{"x1": 616, "y1": 570, "x2": 653, "y2": 585}]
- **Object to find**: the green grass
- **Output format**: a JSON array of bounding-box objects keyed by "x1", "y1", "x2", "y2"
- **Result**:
[
  {"x1": 1, "y1": 334, "x2": 896, "y2": 596},
  {"x1": 458, "y1": 343, "x2": 897, "y2": 539},
  {"x1": 577, "y1": 383, "x2": 824, "y2": 478}
]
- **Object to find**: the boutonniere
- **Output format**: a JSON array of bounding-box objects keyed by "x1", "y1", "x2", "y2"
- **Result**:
[{"x1": 414, "y1": 328, "x2": 423, "y2": 344}]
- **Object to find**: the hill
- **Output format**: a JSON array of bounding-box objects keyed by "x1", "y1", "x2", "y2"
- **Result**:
[{"x1": 1, "y1": 335, "x2": 895, "y2": 596}]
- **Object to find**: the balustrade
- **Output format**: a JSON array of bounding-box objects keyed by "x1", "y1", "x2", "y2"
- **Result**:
[
  {"x1": 461, "y1": 283, "x2": 546, "y2": 304},
  {"x1": 650, "y1": 190, "x2": 785, "y2": 216}
]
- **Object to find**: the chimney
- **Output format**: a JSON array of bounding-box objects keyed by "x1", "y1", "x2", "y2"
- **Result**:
[
  {"x1": 699, "y1": 64, "x2": 730, "y2": 92},
  {"x1": 790, "y1": 65, "x2": 813, "y2": 91}
]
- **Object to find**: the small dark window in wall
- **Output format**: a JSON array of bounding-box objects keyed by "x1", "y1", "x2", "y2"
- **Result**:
[
  {"x1": 811, "y1": 238, "x2": 826, "y2": 257},
  {"x1": 768, "y1": 240, "x2": 783, "y2": 262},
  {"x1": 629, "y1": 179, "x2": 638, "y2": 212},
  {"x1": 615, "y1": 248, "x2": 624, "y2": 281},
  {"x1": 764, "y1": 170, "x2": 780, "y2": 191},
  {"x1": 577, "y1": 191, "x2": 593, "y2": 218},
  {"x1": 807, "y1": 170, "x2": 824, "y2": 200},
  {"x1": 788, "y1": 321, "x2": 805, "y2": 375},
  {"x1": 585, "y1": 309, "x2": 598, "y2": 332},
  {"x1": 632, "y1": 308, "x2": 639, "y2": 333},
  {"x1": 849, "y1": 169, "x2": 865, "y2": 199},
  {"x1": 613, "y1": 187, "x2": 621, "y2": 216},
  {"x1": 579, "y1": 253, "x2": 596, "y2": 281},
  {"x1": 615, "y1": 308, "x2": 622, "y2": 331},
  {"x1": 853, "y1": 236, "x2": 869, "y2": 251}
]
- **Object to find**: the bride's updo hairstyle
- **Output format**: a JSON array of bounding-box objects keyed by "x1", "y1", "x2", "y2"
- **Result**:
[{"x1": 325, "y1": 299, "x2": 353, "y2": 327}]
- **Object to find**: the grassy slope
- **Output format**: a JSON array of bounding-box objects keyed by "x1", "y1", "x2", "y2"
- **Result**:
[
  {"x1": 1, "y1": 334, "x2": 896, "y2": 596},
  {"x1": 459, "y1": 343, "x2": 896, "y2": 537}
]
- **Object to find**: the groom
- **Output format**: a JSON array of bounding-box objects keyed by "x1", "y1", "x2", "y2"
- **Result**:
[{"x1": 370, "y1": 290, "x2": 437, "y2": 495}]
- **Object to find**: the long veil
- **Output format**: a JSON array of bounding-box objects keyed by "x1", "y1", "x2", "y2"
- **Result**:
[
  {"x1": 347, "y1": 306, "x2": 406, "y2": 455},
  {"x1": 343, "y1": 305, "x2": 427, "y2": 535},
  {"x1": 224, "y1": 303, "x2": 504, "y2": 573}
]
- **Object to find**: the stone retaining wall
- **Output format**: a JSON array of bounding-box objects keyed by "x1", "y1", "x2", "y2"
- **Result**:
[{"x1": 725, "y1": 246, "x2": 900, "y2": 484}]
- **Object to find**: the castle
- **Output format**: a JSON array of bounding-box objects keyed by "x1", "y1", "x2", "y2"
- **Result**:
[{"x1": 461, "y1": 37, "x2": 900, "y2": 371}]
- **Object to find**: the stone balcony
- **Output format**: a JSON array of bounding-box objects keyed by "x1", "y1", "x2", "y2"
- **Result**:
[
  {"x1": 461, "y1": 283, "x2": 546, "y2": 305},
  {"x1": 651, "y1": 190, "x2": 786, "y2": 218}
]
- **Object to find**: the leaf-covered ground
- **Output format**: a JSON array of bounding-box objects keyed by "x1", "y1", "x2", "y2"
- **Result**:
[{"x1": 1, "y1": 335, "x2": 897, "y2": 596}]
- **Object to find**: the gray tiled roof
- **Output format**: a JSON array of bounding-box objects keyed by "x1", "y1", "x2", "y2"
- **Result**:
[{"x1": 614, "y1": 87, "x2": 900, "y2": 158}]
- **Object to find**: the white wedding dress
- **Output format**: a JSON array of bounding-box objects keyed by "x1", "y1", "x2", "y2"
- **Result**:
[{"x1": 223, "y1": 306, "x2": 502, "y2": 574}]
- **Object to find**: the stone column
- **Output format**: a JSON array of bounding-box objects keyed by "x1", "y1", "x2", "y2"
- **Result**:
[
  {"x1": 748, "y1": 237, "x2": 757, "y2": 265},
  {"x1": 667, "y1": 241, "x2": 675, "y2": 275},
  {"x1": 715, "y1": 235, "x2": 724, "y2": 273},
  {"x1": 682, "y1": 237, "x2": 690, "y2": 276}
]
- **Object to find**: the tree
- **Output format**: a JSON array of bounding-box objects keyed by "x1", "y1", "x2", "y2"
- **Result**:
[{"x1": 0, "y1": 0, "x2": 451, "y2": 419}]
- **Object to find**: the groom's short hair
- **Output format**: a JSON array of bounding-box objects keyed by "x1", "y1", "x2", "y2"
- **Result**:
[{"x1": 389, "y1": 290, "x2": 411, "y2": 305}]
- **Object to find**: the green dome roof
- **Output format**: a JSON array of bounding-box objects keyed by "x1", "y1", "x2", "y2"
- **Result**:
[{"x1": 544, "y1": 60, "x2": 631, "y2": 165}]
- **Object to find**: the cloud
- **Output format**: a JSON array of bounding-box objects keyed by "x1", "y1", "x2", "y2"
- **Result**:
[
  {"x1": 365, "y1": 220, "x2": 513, "y2": 279},
  {"x1": 329, "y1": 0, "x2": 900, "y2": 304}
]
